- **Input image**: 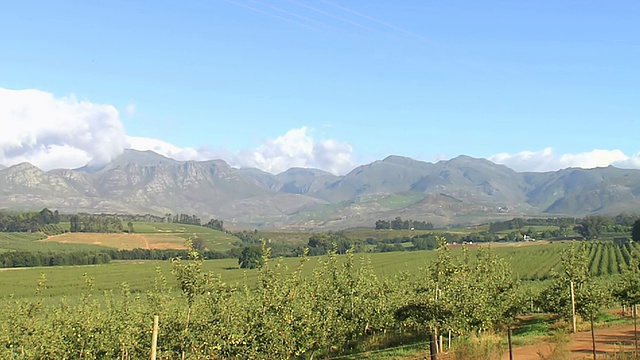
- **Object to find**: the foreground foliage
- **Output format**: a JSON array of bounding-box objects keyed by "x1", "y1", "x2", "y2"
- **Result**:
[{"x1": 1, "y1": 240, "x2": 638, "y2": 359}]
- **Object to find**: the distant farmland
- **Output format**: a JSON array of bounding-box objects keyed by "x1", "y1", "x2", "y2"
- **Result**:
[
  {"x1": 40, "y1": 221, "x2": 240, "y2": 251},
  {"x1": 41, "y1": 232, "x2": 187, "y2": 250}
]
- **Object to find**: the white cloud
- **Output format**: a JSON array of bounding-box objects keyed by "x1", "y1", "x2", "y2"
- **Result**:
[
  {"x1": 233, "y1": 127, "x2": 354, "y2": 175},
  {"x1": 127, "y1": 127, "x2": 353, "y2": 175},
  {"x1": 489, "y1": 147, "x2": 640, "y2": 172},
  {"x1": 0, "y1": 88, "x2": 126, "y2": 170},
  {"x1": 126, "y1": 136, "x2": 205, "y2": 161}
]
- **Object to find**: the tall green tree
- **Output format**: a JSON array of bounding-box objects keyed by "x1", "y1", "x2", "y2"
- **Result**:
[
  {"x1": 238, "y1": 245, "x2": 264, "y2": 269},
  {"x1": 632, "y1": 219, "x2": 640, "y2": 243},
  {"x1": 577, "y1": 216, "x2": 609, "y2": 240}
]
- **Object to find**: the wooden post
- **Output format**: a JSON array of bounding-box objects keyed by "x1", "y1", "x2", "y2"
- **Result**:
[
  {"x1": 150, "y1": 315, "x2": 159, "y2": 360},
  {"x1": 570, "y1": 281, "x2": 577, "y2": 333},
  {"x1": 448, "y1": 330, "x2": 451, "y2": 349},
  {"x1": 508, "y1": 327, "x2": 513, "y2": 360},
  {"x1": 635, "y1": 304, "x2": 638, "y2": 355},
  {"x1": 429, "y1": 333, "x2": 438, "y2": 360},
  {"x1": 590, "y1": 314, "x2": 596, "y2": 360}
]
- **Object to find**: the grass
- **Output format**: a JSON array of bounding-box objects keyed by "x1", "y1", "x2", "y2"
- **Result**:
[
  {"x1": 0, "y1": 242, "x2": 572, "y2": 302},
  {"x1": 512, "y1": 314, "x2": 557, "y2": 345},
  {"x1": 132, "y1": 222, "x2": 240, "y2": 251},
  {"x1": 0, "y1": 250, "x2": 437, "y2": 302}
]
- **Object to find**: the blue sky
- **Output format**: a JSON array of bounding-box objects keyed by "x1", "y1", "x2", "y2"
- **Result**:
[{"x1": 1, "y1": 1, "x2": 639, "y2": 174}]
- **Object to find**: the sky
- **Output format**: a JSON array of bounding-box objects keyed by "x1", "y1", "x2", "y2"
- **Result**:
[{"x1": 1, "y1": 0, "x2": 639, "y2": 174}]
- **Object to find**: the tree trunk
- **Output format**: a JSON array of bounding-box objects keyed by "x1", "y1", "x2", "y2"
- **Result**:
[
  {"x1": 150, "y1": 315, "x2": 159, "y2": 360},
  {"x1": 570, "y1": 281, "x2": 577, "y2": 333},
  {"x1": 635, "y1": 305, "x2": 638, "y2": 355},
  {"x1": 430, "y1": 333, "x2": 438, "y2": 360},
  {"x1": 590, "y1": 314, "x2": 596, "y2": 360},
  {"x1": 508, "y1": 327, "x2": 514, "y2": 360}
]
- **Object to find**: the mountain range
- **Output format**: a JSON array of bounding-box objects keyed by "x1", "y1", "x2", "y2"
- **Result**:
[{"x1": 1, "y1": 150, "x2": 639, "y2": 229}]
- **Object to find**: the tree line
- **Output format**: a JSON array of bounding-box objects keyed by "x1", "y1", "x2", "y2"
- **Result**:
[
  {"x1": 0, "y1": 208, "x2": 60, "y2": 232},
  {"x1": 488, "y1": 217, "x2": 579, "y2": 233},
  {"x1": 0, "y1": 248, "x2": 237, "y2": 268},
  {"x1": 375, "y1": 217, "x2": 435, "y2": 230}
]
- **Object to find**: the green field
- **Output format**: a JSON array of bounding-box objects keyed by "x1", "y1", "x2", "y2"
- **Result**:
[
  {"x1": 131, "y1": 222, "x2": 240, "y2": 251},
  {"x1": 0, "y1": 241, "x2": 581, "y2": 301}
]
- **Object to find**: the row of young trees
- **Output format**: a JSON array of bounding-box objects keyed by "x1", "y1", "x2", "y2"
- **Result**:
[
  {"x1": 0, "y1": 248, "x2": 237, "y2": 268},
  {"x1": 6, "y1": 238, "x2": 640, "y2": 359},
  {"x1": 0, "y1": 250, "x2": 112, "y2": 268}
]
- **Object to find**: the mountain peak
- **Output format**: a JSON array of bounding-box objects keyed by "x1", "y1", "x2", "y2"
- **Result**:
[
  {"x1": 5, "y1": 162, "x2": 41, "y2": 171},
  {"x1": 78, "y1": 149, "x2": 177, "y2": 173},
  {"x1": 381, "y1": 155, "x2": 416, "y2": 164}
]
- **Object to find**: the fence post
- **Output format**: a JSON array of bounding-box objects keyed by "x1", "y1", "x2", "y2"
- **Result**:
[{"x1": 150, "y1": 315, "x2": 159, "y2": 360}]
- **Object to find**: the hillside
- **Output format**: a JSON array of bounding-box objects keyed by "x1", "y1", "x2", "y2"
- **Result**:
[{"x1": 1, "y1": 150, "x2": 640, "y2": 229}]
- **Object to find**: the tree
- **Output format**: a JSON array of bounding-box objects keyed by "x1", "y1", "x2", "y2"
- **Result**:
[
  {"x1": 576, "y1": 280, "x2": 609, "y2": 360},
  {"x1": 542, "y1": 241, "x2": 609, "y2": 359},
  {"x1": 577, "y1": 216, "x2": 609, "y2": 240},
  {"x1": 307, "y1": 233, "x2": 332, "y2": 256},
  {"x1": 375, "y1": 219, "x2": 391, "y2": 230},
  {"x1": 632, "y1": 219, "x2": 640, "y2": 243},
  {"x1": 204, "y1": 218, "x2": 224, "y2": 231},
  {"x1": 70, "y1": 215, "x2": 79, "y2": 233},
  {"x1": 127, "y1": 222, "x2": 134, "y2": 234},
  {"x1": 238, "y1": 245, "x2": 264, "y2": 269},
  {"x1": 391, "y1": 217, "x2": 404, "y2": 230},
  {"x1": 191, "y1": 235, "x2": 205, "y2": 252},
  {"x1": 615, "y1": 250, "x2": 640, "y2": 352}
]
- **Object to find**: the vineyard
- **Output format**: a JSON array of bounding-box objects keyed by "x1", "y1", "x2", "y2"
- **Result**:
[
  {"x1": 2, "y1": 238, "x2": 640, "y2": 359},
  {"x1": 506, "y1": 240, "x2": 640, "y2": 280}
]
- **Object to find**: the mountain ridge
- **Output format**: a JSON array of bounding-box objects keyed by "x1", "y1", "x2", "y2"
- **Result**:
[{"x1": 1, "y1": 149, "x2": 639, "y2": 229}]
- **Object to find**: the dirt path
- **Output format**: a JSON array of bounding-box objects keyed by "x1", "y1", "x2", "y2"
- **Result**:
[
  {"x1": 410, "y1": 323, "x2": 639, "y2": 360},
  {"x1": 141, "y1": 235, "x2": 151, "y2": 250},
  {"x1": 503, "y1": 323, "x2": 638, "y2": 359}
]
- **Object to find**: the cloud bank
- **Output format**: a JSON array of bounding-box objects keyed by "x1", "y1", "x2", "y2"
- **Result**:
[
  {"x1": 233, "y1": 127, "x2": 354, "y2": 175},
  {"x1": 0, "y1": 88, "x2": 354, "y2": 174},
  {"x1": 0, "y1": 88, "x2": 126, "y2": 170},
  {"x1": 489, "y1": 147, "x2": 640, "y2": 172},
  {"x1": 128, "y1": 127, "x2": 354, "y2": 175},
  {"x1": 2, "y1": 88, "x2": 639, "y2": 175}
]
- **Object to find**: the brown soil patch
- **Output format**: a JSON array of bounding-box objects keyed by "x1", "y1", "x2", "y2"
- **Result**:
[
  {"x1": 408, "y1": 322, "x2": 639, "y2": 360},
  {"x1": 502, "y1": 324, "x2": 637, "y2": 359},
  {"x1": 41, "y1": 233, "x2": 188, "y2": 250}
]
